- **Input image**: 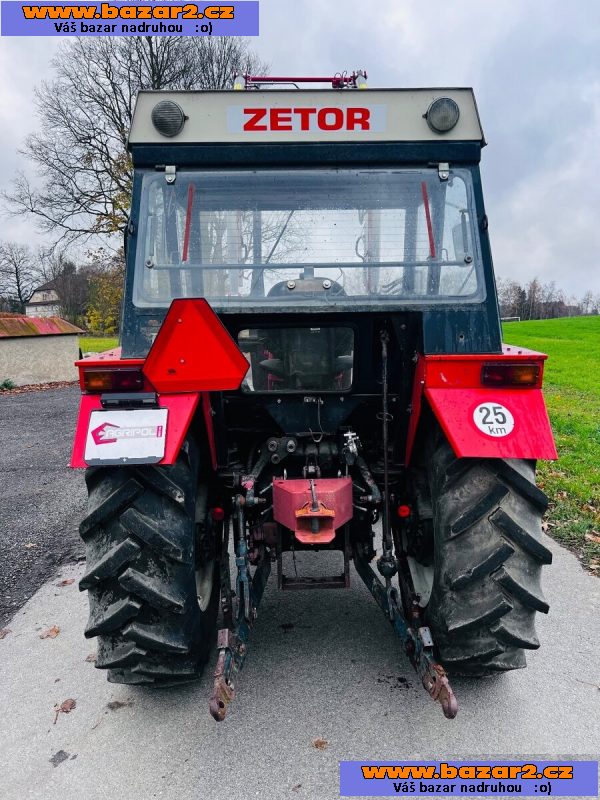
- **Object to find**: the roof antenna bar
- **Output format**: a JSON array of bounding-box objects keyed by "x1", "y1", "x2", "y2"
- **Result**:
[{"x1": 233, "y1": 70, "x2": 368, "y2": 90}]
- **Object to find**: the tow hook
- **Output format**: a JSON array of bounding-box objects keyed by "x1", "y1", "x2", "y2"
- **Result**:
[{"x1": 353, "y1": 543, "x2": 459, "y2": 720}]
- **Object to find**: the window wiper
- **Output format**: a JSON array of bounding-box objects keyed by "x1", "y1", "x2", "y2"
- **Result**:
[{"x1": 181, "y1": 184, "x2": 195, "y2": 263}]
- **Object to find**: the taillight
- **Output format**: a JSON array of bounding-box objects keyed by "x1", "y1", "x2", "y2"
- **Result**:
[
  {"x1": 83, "y1": 368, "x2": 144, "y2": 393},
  {"x1": 481, "y1": 363, "x2": 540, "y2": 387}
]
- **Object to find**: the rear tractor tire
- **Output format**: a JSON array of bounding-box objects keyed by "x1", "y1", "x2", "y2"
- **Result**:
[
  {"x1": 78, "y1": 440, "x2": 220, "y2": 686},
  {"x1": 421, "y1": 434, "x2": 552, "y2": 676}
]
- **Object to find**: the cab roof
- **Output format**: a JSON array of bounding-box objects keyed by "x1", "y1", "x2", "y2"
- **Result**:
[{"x1": 128, "y1": 88, "x2": 484, "y2": 148}]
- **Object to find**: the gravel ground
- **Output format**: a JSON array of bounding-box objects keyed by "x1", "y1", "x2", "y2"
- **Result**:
[{"x1": 0, "y1": 386, "x2": 86, "y2": 626}]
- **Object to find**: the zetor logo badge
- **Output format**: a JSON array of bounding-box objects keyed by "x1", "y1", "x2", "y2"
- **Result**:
[
  {"x1": 91, "y1": 421, "x2": 164, "y2": 446},
  {"x1": 243, "y1": 107, "x2": 372, "y2": 132},
  {"x1": 229, "y1": 105, "x2": 387, "y2": 134}
]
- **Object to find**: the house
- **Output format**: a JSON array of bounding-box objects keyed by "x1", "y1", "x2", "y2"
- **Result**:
[
  {"x1": 25, "y1": 281, "x2": 61, "y2": 317},
  {"x1": 0, "y1": 313, "x2": 83, "y2": 386}
]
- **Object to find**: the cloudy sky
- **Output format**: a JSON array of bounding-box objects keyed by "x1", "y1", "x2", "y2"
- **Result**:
[{"x1": 0, "y1": 0, "x2": 599, "y2": 294}]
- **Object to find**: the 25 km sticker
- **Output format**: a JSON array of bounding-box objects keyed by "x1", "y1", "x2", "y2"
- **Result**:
[{"x1": 473, "y1": 402, "x2": 515, "y2": 437}]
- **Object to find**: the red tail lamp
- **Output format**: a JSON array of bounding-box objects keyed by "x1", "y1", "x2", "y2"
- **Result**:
[
  {"x1": 143, "y1": 298, "x2": 249, "y2": 393},
  {"x1": 481, "y1": 363, "x2": 540, "y2": 387},
  {"x1": 397, "y1": 504, "x2": 411, "y2": 519},
  {"x1": 83, "y1": 368, "x2": 144, "y2": 393}
]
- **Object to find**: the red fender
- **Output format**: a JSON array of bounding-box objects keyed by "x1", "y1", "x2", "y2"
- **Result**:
[
  {"x1": 70, "y1": 299, "x2": 248, "y2": 469},
  {"x1": 405, "y1": 345, "x2": 558, "y2": 464}
]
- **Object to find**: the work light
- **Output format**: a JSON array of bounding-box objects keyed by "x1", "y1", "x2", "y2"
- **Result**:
[
  {"x1": 151, "y1": 100, "x2": 187, "y2": 137},
  {"x1": 425, "y1": 97, "x2": 460, "y2": 133}
]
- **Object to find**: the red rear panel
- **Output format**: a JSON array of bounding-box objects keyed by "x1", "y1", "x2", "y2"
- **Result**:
[{"x1": 406, "y1": 346, "x2": 557, "y2": 462}]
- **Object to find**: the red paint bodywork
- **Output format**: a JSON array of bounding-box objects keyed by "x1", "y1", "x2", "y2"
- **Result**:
[
  {"x1": 405, "y1": 345, "x2": 557, "y2": 463},
  {"x1": 273, "y1": 477, "x2": 353, "y2": 544},
  {"x1": 72, "y1": 301, "x2": 556, "y2": 472},
  {"x1": 70, "y1": 392, "x2": 200, "y2": 468},
  {"x1": 71, "y1": 299, "x2": 249, "y2": 469}
]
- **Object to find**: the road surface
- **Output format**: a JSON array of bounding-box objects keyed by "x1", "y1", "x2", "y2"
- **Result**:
[{"x1": 0, "y1": 387, "x2": 598, "y2": 799}]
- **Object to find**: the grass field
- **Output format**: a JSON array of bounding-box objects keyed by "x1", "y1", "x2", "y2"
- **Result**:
[
  {"x1": 503, "y1": 316, "x2": 600, "y2": 571},
  {"x1": 79, "y1": 336, "x2": 119, "y2": 353}
]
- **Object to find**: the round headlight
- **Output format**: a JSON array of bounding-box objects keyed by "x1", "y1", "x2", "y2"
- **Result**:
[
  {"x1": 151, "y1": 101, "x2": 186, "y2": 137},
  {"x1": 425, "y1": 97, "x2": 460, "y2": 133}
]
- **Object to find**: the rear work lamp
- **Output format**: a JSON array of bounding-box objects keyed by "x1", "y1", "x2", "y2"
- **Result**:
[
  {"x1": 425, "y1": 97, "x2": 460, "y2": 133},
  {"x1": 481, "y1": 363, "x2": 541, "y2": 387},
  {"x1": 83, "y1": 368, "x2": 144, "y2": 393},
  {"x1": 151, "y1": 100, "x2": 187, "y2": 137}
]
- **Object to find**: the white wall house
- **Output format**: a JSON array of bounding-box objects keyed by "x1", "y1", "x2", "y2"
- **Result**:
[{"x1": 25, "y1": 282, "x2": 61, "y2": 318}]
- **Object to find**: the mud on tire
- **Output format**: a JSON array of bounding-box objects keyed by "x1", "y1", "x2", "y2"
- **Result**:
[
  {"x1": 425, "y1": 433, "x2": 552, "y2": 676},
  {"x1": 79, "y1": 439, "x2": 220, "y2": 686}
]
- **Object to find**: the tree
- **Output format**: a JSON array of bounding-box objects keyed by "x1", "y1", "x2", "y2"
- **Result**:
[
  {"x1": 5, "y1": 37, "x2": 267, "y2": 244},
  {"x1": 525, "y1": 278, "x2": 542, "y2": 320},
  {"x1": 86, "y1": 250, "x2": 126, "y2": 334},
  {"x1": 581, "y1": 290, "x2": 594, "y2": 315},
  {"x1": 0, "y1": 242, "x2": 41, "y2": 311},
  {"x1": 495, "y1": 273, "x2": 600, "y2": 320}
]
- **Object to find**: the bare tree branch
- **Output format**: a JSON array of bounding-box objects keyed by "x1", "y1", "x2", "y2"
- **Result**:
[
  {"x1": 3, "y1": 37, "x2": 267, "y2": 246},
  {"x1": 0, "y1": 242, "x2": 43, "y2": 309}
]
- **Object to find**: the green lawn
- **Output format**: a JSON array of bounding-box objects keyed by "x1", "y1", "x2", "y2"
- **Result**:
[
  {"x1": 79, "y1": 336, "x2": 119, "y2": 353},
  {"x1": 502, "y1": 316, "x2": 600, "y2": 571}
]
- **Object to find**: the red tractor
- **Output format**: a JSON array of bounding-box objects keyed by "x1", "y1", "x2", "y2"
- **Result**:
[{"x1": 71, "y1": 74, "x2": 557, "y2": 720}]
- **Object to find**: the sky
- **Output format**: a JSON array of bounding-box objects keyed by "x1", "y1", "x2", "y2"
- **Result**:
[{"x1": 0, "y1": 0, "x2": 598, "y2": 295}]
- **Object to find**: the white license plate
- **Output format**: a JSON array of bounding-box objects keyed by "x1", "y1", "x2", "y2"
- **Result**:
[{"x1": 84, "y1": 408, "x2": 168, "y2": 466}]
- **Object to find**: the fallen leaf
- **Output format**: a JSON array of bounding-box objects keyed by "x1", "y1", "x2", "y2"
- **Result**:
[
  {"x1": 312, "y1": 738, "x2": 328, "y2": 750},
  {"x1": 292, "y1": 784, "x2": 302, "y2": 792},
  {"x1": 541, "y1": 521, "x2": 549, "y2": 532},
  {"x1": 49, "y1": 750, "x2": 70, "y2": 767},
  {"x1": 584, "y1": 532, "x2": 600, "y2": 545},
  {"x1": 0, "y1": 628, "x2": 11, "y2": 640},
  {"x1": 53, "y1": 698, "x2": 76, "y2": 724},
  {"x1": 106, "y1": 699, "x2": 133, "y2": 711},
  {"x1": 24, "y1": 542, "x2": 37, "y2": 549},
  {"x1": 56, "y1": 579, "x2": 75, "y2": 587},
  {"x1": 85, "y1": 652, "x2": 96, "y2": 663},
  {"x1": 40, "y1": 625, "x2": 60, "y2": 639}
]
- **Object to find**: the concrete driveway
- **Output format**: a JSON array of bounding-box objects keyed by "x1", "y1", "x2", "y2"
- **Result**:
[
  {"x1": 1, "y1": 541, "x2": 599, "y2": 800},
  {"x1": 0, "y1": 387, "x2": 599, "y2": 800}
]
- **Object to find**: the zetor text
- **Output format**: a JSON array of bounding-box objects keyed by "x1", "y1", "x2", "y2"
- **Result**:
[{"x1": 243, "y1": 107, "x2": 371, "y2": 132}]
